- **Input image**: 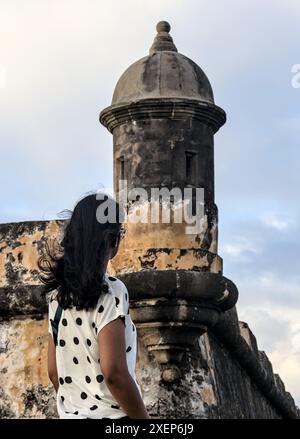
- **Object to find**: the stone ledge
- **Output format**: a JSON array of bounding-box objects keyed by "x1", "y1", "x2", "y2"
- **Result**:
[
  {"x1": 119, "y1": 269, "x2": 238, "y2": 311},
  {"x1": 100, "y1": 97, "x2": 226, "y2": 134},
  {"x1": 0, "y1": 286, "x2": 47, "y2": 318}
]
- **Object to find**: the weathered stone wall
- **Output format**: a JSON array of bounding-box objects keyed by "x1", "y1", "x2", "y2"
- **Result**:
[
  {"x1": 0, "y1": 221, "x2": 62, "y2": 418},
  {"x1": 137, "y1": 333, "x2": 282, "y2": 419},
  {"x1": 0, "y1": 221, "x2": 299, "y2": 418},
  {"x1": 0, "y1": 315, "x2": 56, "y2": 418},
  {"x1": 0, "y1": 220, "x2": 115, "y2": 418},
  {"x1": 136, "y1": 309, "x2": 299, "y2": 419}
]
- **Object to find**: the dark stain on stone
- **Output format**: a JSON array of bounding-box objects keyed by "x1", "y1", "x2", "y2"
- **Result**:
[
  {"x1": 0, "y1": 340, "x2": 8, "y2": 354},
  {"x1": 30, "y1": 314, "x2": 45, "y2": 321},
  {"x1": 5, "y1": 259, "x2": 19, "y2": 285},
  {"x1": 147, "y1": 248, "x2": 173, "y2": 256},
  {"x1": 191, "y1": 265, "x2": 209, "y2": 272},
  {"x1": 21, "y1": 384, "x2": 57, "y2": 418},
  {"x1": 207, "y1": 252, "x2": 214, "y2": 266},
  {"x1": 32, "y1": 236, "x2": 47, "y2": 252},
  {"x1": 193, "y1": 373, "x2": 205, "y2": 386},
  {"x1": 179, "y1": 249, "x2": 188, "y2": 257},
  {"x1": 30, "y1": 269, "x2": 39, "y2": 280},
  {"x1": 10, "y1": 240, "x2": 22, "y2": 249},
  {"x1": 139, "y1": 257, "x2": 155, "y2": 269},
  {"x1": 0, "y1": 389, "x2": 15, "y2": 418},
  {"x1": 192, "y1": 249, "x2": 207, "y2": 259},
  {"x1": 142, "y1": 54, "x2": 160, "y2": 94},
  {"x1": 201, "y1": 228, "x2": 213, "y2": 250},
  {"x1": 195, "y1": 235, "x2": 201, "y2": 245},
  {"x1": 6, "y1": 253, "x2": 15, "y2": 263}
]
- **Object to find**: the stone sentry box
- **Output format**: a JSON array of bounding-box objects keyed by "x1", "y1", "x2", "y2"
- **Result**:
[{"x1": 100, "y1": 21, "x2": 238, "y2": 382}]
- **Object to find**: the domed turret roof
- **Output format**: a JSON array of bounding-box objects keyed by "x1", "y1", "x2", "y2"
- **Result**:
[
  {"x1": 100, "y1": 21, "x2": 226, "y2": 134},
  {"x1": 111, "y1": 21, "x2": 215, "y2": 106}
]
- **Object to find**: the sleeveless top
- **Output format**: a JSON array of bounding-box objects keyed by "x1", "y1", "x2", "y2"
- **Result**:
[{"x1": 47, "y1": 274, "x2": 142, "y2": 419}]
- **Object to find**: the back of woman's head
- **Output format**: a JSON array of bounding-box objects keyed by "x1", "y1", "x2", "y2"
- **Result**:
[{"x1": 38, "y1": 193, "x2": 124, "y2": 310}]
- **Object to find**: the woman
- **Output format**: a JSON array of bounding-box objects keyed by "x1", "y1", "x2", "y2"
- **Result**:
[{"x1": 38, "y1": 193, "x2": 150, "y2": 419}]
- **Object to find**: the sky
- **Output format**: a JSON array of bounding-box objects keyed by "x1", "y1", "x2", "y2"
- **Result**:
[{"x1": 0, "y1": 0, "x2": 299, "y2": 407}]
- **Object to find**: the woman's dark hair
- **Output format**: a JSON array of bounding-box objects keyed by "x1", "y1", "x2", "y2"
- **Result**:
[{"x1": 38, "y1": 193, "x2": 125, "y2": 310}]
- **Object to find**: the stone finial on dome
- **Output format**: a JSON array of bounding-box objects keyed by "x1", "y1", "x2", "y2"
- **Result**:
[{"x1": 149, "y1": 21, "x2": 178, "y2": 55}]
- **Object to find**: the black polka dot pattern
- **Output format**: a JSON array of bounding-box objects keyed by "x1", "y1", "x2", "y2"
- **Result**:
[
  {"x1": 50, "y1": 273, "x2": 137, "y2": 417},
  {"x1": 102, "y1": 283, "x2": 109, "y2": 293}
]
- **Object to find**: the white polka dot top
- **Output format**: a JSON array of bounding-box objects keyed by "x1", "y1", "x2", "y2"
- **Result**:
[{"x1": 48, "y1": 274, "x2": 142, "y2": 419}]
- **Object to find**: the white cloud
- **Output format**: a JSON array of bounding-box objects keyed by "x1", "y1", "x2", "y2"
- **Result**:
[
  {"x1": 220, "y1": 236, "x2": 260, "y2": 259},
  {"x1": 260, "y1": 211, "x2": 296, "y2": 232},
  {"x1": 262, "y1": 214, "x2": 291, "y2": 231},
  {"x1": 237, "y1": 271, "x2": 300, "y2": 308}
]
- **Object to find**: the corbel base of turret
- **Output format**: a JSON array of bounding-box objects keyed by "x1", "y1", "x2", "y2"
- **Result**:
[{"x1": 119, "y1": 269, "x2": 239, "y2": 383}]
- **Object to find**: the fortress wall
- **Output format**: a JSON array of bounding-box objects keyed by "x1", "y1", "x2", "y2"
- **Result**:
[
  {"x1": 0, "y1": 221, "x2": 299, "y2": 418},
  {"x1": 0, "y1": 221, "x2": 61, "y2": 418}
]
